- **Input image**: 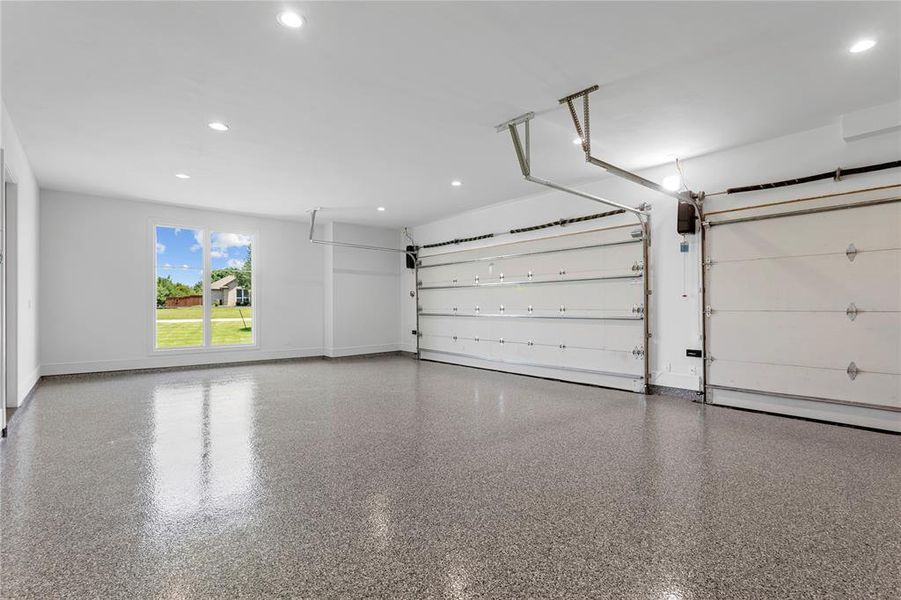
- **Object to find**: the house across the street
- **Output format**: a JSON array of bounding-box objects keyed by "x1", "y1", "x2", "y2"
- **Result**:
[{"x1": 211, "y1": 275, "x2": 250, "y2": 306}]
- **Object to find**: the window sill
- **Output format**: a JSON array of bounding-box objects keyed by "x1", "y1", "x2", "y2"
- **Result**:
[{"x1": 150, "y1": 344, "x2": 260, "y2": 357}]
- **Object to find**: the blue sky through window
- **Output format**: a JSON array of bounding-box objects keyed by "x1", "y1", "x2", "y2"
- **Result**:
[
  {"x1": 211, "y1": 232, "x2": 252, "y2": 272},
  {"x1": 155, "y1": 226, "x2": 202, "y2": 286},
  {"x1": 156, "y1": 227, "x2": 252, "y2": 286}
]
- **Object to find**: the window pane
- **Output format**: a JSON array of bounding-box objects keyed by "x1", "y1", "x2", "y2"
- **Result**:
[
  {"x1": 156, "y1": 226, "x2": 204, "y2": 348},
  {"x1": 210, "y1": 232, "x2": 253, "y2": 346}
]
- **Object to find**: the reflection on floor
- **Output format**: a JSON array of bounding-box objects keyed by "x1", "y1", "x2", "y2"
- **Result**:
[{"x1": 1, "y1": 356, "x2": 898, "y2": 598}]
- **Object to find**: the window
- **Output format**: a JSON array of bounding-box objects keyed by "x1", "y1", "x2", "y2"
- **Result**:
[
  {"x1": 210, "y1": 231, "x2": 253, "y2": 346},
  {"x1": 155, "y1": 226, "x2": 204, "y2": 348},
  {"x1": 154, "y1": 226, "x2": 255, "y2": 350}
]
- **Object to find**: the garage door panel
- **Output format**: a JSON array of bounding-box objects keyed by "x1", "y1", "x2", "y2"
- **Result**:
[
  {"x1": 708, "y1": 312, "x2": 901, "y2": 374},
  {"x1": 418, "y1": 243, "x2": 643, "y2": 287},
  {"x1": 418, "y1": 225, "x2": 638, "y2": 266},
  {"x1": 419, "y1": 315, "x2": 644, "y2": 354},
  {"x1": 707, "y1": 201, "x2": 901, "y2": 261},
  {"x1": 708, "y1": 251, "x2": 901, "y2": 311},
  {"x1": 709, "y1": 360, "x2": 900, "y2": 409},
  {"x1": 706, "y1": 387, "x2": 901, "y2": 432},
  {"x1": 419, "y1": 340, "x2": 642, "y2": 377},
  {"x1": 419, "y1": 279, "x2": 644, "y2": 318}
]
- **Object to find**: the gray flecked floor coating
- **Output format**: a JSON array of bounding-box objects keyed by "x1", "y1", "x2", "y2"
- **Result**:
[{"x1": 1, "y1": 355, "x2": 898, "y2": 599}]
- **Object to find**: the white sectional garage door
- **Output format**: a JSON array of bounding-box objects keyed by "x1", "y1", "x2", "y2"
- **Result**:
[
  {"x1": 704, "y1": 195, "x2": 901, "y2": 432},
  {"x1": 416, "y1": 223, "x2": 649, "y2": 392}
]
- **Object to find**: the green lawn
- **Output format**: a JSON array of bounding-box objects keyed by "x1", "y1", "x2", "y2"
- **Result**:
[
  {"x1": 155, "y1": 306, "x2": 253, "y2": 348},
  {"x1": 156, "y1": 306, "x2": 253, "y2": 320}
]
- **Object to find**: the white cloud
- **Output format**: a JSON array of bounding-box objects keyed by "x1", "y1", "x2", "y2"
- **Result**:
[
  {"x1": 183, "y1": 231, "x2": 251, "y2": 256},
  {"x1": 227, "y1": 259, "x2": 244, "y2": 269},
  {"x1": 174, "y1": 228, "x2": 182, "y2": 235},
  {"x1": 211, "y1": 232, "x2": 251, "y2": 253},
  {"x1": 156, "y1": 242, "x2": 166, "y2": 254}
]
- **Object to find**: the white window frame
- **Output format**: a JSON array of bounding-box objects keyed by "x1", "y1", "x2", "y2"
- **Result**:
[{"x1": 150, "y1": 222, "x2": 258, "y2": 354}]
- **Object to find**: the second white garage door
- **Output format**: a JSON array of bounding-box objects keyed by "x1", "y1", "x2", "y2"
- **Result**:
[{"x1": 704, "y1": 193, "x2": 901, "y2": 431}]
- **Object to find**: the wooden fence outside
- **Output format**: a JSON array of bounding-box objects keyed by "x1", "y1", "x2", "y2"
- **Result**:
[{"x1": 164, "y1": 295, "x2": 203, "y2": 308}]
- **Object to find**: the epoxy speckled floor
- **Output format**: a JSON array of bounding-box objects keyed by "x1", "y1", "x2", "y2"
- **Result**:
[{"x1": 1, "y1": 356, "x2": 899, "y2": 599}]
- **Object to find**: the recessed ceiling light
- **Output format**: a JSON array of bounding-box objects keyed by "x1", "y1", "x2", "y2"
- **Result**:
[
  {"x1": 662, "y1": 174, "x2": 681, "y2": 191},
  {"x1": 849, "y1": 39, "x2": 876, "y2": 53},
  {"x1": 377, "y1": 206, "x2": 386, "y2": 212},
  {"x1": 277, "y1": 10, "x2": 305, "y2": 29},
  {"x1": 175, "y1": 173, "x2": 191, "y2": 179},
  {"x1": 451, "y1": 180, "x2": 462, "y2": 187},
  {"x1": 208, "y1": 121, "x2": 229, "y2": 132}
]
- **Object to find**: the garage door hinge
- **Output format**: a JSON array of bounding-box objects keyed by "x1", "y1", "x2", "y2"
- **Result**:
[
  {"x1": 631, "y1": 261, "x2": 644, "y2": 273},
  {"x1": 704, "y1": 306, "x2": 714, "y2": 317},
  {"x1": 703, "y1": 258, "x2": 713, "y2": 269},
  {"x1": 631, "y1": 346, "x2": 645, "y2": 358},
  {"x1": 846, "y1": 303, "x2": 858, "y2": 321},
  {"x1": 846, "y1": 243, "x2": 858, "y2": 262},
  {"x1": 846, "y1": 361, "x2": 859, "y2": 381},
  {"x1": 631, "y1": 304, "x2": 645, "y2": 315}
]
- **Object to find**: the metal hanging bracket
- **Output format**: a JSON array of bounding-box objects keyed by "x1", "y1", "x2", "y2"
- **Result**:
[
  {"x1": 307, "y1": 208, "x2": 418, "y2": 257},
  {"x1": 846, "y1": 243, "x2": 858, "y2": 262},
  {"x1": 558, "y1": 85, "x2": 700, "y2": 208},
  {"x1": 846, "y1": 303, "x2": 858, "y2": 321},
  {"x1": 495, "y1": 112, "x2": 648, "y2": 223},
  {"x1": 846, "y1": 362, "x2": 859, "y2": 381}
]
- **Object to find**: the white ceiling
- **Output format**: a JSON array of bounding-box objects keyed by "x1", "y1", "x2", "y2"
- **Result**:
[{"x1": 3, "y1": 1, "x2": 899, "y2": 226}]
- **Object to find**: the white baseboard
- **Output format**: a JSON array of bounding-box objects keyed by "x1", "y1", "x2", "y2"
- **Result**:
[
  {"x1": 13, "y1": 366, "x2": 41, "y2": 408},
  {"x1": 324, "y1": 343, "x2": 403, "y2": 358},
  {"x1": 40, "y1": 347, "x2": 324, "y2": 376}
]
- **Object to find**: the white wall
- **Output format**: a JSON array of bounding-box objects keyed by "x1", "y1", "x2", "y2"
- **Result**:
[
  {"x1": 39, "y1": 190, "x2": 327, "y2": 374},
  {"x1": 322, "y1": 222, "x2": 402, "y2": 357},
  {"x1": 2, "y1": 104, "x2": 40, "y2": 406},
  {"x1": 405, "y1": 118, "x2": 901, "y2": 391}
]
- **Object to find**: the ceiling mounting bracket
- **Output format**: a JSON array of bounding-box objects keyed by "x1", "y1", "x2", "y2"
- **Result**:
[
  {"x1": 307, "y1": 208, "x2": 417, "y2": 257},
  {"x1": 495, "y1": 111, "x2": 648, "y2": 226},
  {"x1": 558, "y1": 84, "x2": 701, "y2": 210}
]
